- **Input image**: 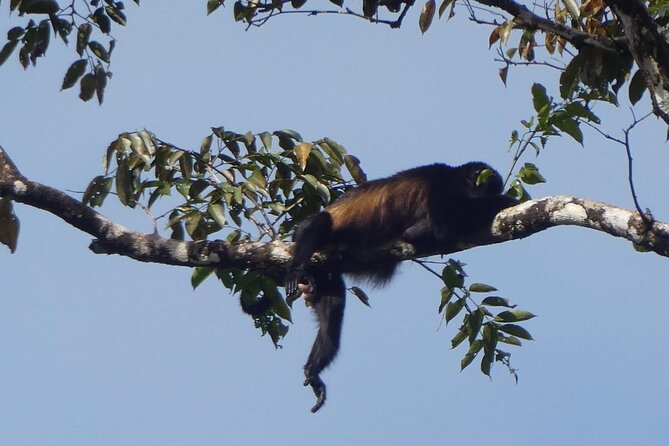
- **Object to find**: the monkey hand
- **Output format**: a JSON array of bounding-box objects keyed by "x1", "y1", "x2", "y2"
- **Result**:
[
  {"x1": 285, "y1": 267, "x2": 316, "y2": 306},
  {"x1": 304, "y1": 370, "x2": 327, "y2": 413}
]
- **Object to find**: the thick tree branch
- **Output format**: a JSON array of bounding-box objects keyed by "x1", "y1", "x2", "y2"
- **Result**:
[
  {"x1": 474, "y1": 0, "x2": 622, "y2": 53},
  {"x1": 2, "y1": 147, "x2": 668, "y2": 282},
  {"x1": 605, "y1": 0, "x2": 669, "y2": 123}
]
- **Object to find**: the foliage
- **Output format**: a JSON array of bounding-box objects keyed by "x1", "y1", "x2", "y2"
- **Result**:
[
  {"x1": 0, "y1": 0, "x2": 138, "y2": 104},
  {"x1": 439, "y1": 259, "x2": 533, "y2": 379},
  {"x1": 82, "y1": 127, "x2": 361, "y2": 346}
]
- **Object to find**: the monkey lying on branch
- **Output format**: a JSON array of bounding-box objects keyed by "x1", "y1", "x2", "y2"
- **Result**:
[{"x1": 285, "y1": 162, "x2": 519, "y2": 412}]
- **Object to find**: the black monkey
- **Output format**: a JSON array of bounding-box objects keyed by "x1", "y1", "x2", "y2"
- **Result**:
[{"x1": 286, "y1": 162, "x2": 518, "y2": 412}]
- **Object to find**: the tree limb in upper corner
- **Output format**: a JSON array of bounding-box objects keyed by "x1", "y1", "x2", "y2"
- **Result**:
[
  {"x1": 474, "y1": 0, "x2": 622, "y2": 53},
  {"x1": 475, "y1": 0, "x2": 669, "y2": 125},
  {"x1": 1, "y1": 146, "x2": 668, "y2": 281},
  {"x1": 605, "y1": 0, "x2": 669, "y2": 123}
]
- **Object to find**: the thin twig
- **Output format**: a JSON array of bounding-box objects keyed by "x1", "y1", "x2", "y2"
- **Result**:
[{"x1": 583, "y1": 110, "x2": 654, "y2": 228}]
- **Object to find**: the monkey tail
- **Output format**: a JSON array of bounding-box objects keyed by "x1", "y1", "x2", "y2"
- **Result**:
[{"x1": 303, "y1": 271, "x2": 346, "y2": 413}]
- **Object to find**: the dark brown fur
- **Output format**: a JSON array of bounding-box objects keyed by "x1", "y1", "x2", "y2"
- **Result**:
[{"x1": 286, "y1": 162, "x2": 518, "y2": 412}]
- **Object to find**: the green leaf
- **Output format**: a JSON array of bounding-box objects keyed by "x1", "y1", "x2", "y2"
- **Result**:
[
  {"x1": 273, "y1": 129, "x2": 303, "y2": 142},
  {"x1": 114, "y1": 157, "x2": 132, "y2": 206},
  {"x1": 349, "y1": 286, "x2": 371, "y2": 307},
  {"x1": 499, "y1": 65, "x2": 509, "y2": 86},
  {"x1": 467, "y1": 309, "x2": 484, "y2": 343},
  {"x1": 498, "y1": 334, "x2": 522, "y2": 346},
  {"x1": 188, "y1": 179, "x2": 209, "y2": 200},
  {"x1": 419, "y1": 0, "x2": 436, "y2": 34},
  {"x1": 480, "y1": 324, "x2": 498, "y2": 376},
  {"x1": 259, "y1": 132, "x2": 272, "y2": 151},
  {"x1": 461, "y1": 340, "x2": 482, "y2": 370},
  {"x1": 94, "y1": 64, "x2": 107, "y2": 105},
  {"x1": 248, "y1": 168, "x2": 267, "y2": 191},
  {"x1": 7, "y1": 26, "x2": 25, "y2": 41},
  {"x1": 179, "y1": 152, "x2": 193, "y2": 181},
  {"x1": 76, "y1": 23, "x2": 92, "y2": 56},
  {"x1": 498, "y1": 324, "x2": 534, "y2": 340},
  {"x1": 105, "y1": 5, "x2": 127, "y2": 26},
  {"x1": 0, "y1": 198, "x2": 20, "y2": 253},
  {"x1": 168, "y1": 210, "x2": 185, "y2": 240},
  {"x1": 32, "y1": 19, "x2": 50, "y2": 60},
  {"x1": 52, "y1": 17, "x2": 72, "y2": 43},
  {"x1": 92, "y1": 8, "x2": 112, "y2": 34},
  {"x1": 207, "y1": 0, "x2": 224, "y2": 15},
  {"x1": 494, "y1": 309, "x2": 537, "y2": 322},
  {"x1": 79, "y1": 73, "x2": 96, "y2": 102},
  {"x1": 208, "y1": 203, "x2": 227, "y2": 228},
  {"x1": 88, "y1": 41, "x2": 110, "y2": 63},
  {"x1": 518, "y1": 163, "x2": 546, "y2": 185},
  {"x1": 468, "y1": 283, "x2": 497, "y2": 293},
  {"x1": 19, "y1": 0, "x2": 59, "y2": 14},
  {"x1": 61, "y1": 59, "x2": 87, "y2": 90},
  {"x1": 531, "y1": 83, "x2": 550, "y2": 114},
  {"x1": 450, "y1": 329, "x2": 467, "y2": 349},
  {"x1": 565, "y1": 102, "x2": 601, "y2": 124},
  {"x1": 445, "y1": 298, "x2": 465, "y2": 324},
  {"x1": 480, "y1": 296, "x2": 515, "y2": 308},
  {"x1": 441, "y1": 262, "x2": 465, "y2": 289},
  {"x1": 362, "y1": 0, "x2": 378, "y2": 18},
  {"x1": 82, "y1": 175, "x2": 112, "y2": 207},
  {"x1": 554, "y1": 116, "x2": 583, "y2": 144},
  {"x1": 0, "y1": 40, "x2": 19, "y2": 67},
  {"x1": 191, "y1": 267, "x2": 214, "y2": 289},
  {"x1": 439, "y1": 0, "x2": 454, "y2": 18},
  {"x1": 629, "y1": 69, "x2": 647, "y2": 105},
  {"x1": 185, "y1": 212, "x2": 205, "y2": 240},
  {"x1": 439, "y1": 286, "x2": 454, "y2": 312},
  {"x1": 262, "y1": 278, "x2": 292, "y2": 323},
  {"x1": 344, "y1": 154, "x2": 367, "y2": 184},
  {"x1": 480, "y1": 350, "x2": 494, "y2": 376},
  {"x1": 559, "y1": 56, "x2": 581, "y2": 99},
  {"x1": 200, "y1": 134, "x2": 213, "y2": 160}
]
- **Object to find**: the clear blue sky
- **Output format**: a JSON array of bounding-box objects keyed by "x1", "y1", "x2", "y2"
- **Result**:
[{"x1": 1, "y1": 3, "x2": 668, "y2": 445}]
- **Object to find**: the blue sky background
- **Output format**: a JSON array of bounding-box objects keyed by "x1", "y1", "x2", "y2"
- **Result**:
[{"x1": 1, "y1": 3, "x2": 668, "y2": 445}]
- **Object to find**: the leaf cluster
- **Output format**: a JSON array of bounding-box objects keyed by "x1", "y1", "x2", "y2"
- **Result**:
[
  {"x1": 439, "y1": 259, "x2": 534, "y2": 380},
  {"x1": 82, "y1": 126, "x2": 363, "y2": 345},
  {"x1": 493, "y1": 1, "x2": 644, "y2": 109},
  {"x1": 1, "y1": 0, "x2": 138, "y2": 103},
  {"x1": 213, "y1": 0, "x2": 417, "y2": 28}
]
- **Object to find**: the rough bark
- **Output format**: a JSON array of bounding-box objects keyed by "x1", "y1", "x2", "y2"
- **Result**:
[{"x1": 605, "y1": 0, "x2": 669, "y2": 123}]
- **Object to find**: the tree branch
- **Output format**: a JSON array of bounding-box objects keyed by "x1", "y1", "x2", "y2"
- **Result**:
[
  {"x1": 2, "y1": 147, "x2": 668, "y2": 283},
  {"x1": 473, "y1": 0, "x2": 622, "y2": 53},
  {"x1": 605, "y1": 0, "x2": 669, "y2": 123}
]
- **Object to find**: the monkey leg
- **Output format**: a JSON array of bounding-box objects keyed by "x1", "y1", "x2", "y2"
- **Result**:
[{"x1": 286, "y1": 212, "x2": 333, "y2": 300}]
